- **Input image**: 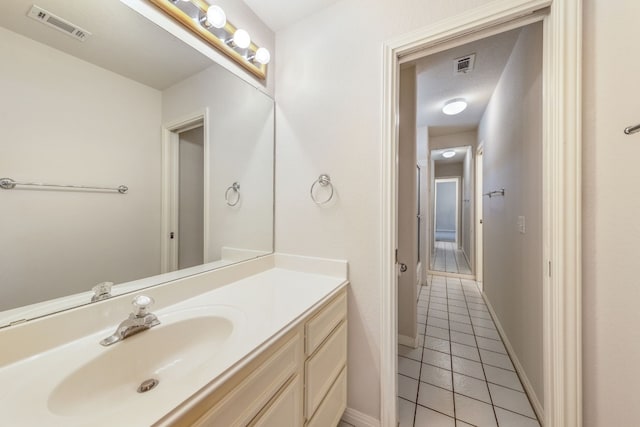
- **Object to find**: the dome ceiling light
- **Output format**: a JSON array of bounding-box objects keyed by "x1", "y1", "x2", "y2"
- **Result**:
[{"x1": 442, "y1": 98, "x2": 468, "y2": 115}]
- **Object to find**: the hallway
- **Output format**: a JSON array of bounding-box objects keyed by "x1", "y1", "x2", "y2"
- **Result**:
[
  {"x1": 397, "y1": 275, "x2": 539, "y2": 427},
  {"x1": 431, "y1": 242, "x2": 472, "y2": 275}
]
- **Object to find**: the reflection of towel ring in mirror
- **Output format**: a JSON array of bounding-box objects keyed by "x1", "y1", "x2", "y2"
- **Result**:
[
  {"x1": 310, "y1": 174, "x2": 334, "y2": 205},
  {"x1": 225, "y1": 182, "x2": 241, "y2": 206}
]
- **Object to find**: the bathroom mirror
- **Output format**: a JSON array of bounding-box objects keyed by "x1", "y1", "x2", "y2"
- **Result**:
[{"x1": 0, "y1": 0, "x2": 274, "y2": 327}]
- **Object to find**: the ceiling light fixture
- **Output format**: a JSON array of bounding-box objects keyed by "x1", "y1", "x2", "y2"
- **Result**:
[
  {"x1": 442, "y1": 98, "x2": 468, "y2": 115},
  {"x1": 442, "y1": 150, "x2": 456, "y2": 158},
  {"x1": 149, "y1": 0, "x2": 270, "y2": 80}
]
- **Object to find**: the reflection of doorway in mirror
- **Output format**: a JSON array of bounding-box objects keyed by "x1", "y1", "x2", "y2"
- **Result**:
[
  {"x1": 434, "y1": 178, "x2": 458, "y2": 244},
  {"x1": 178, "y1": 126, "x2": 204, "y2": 269},
  {"x1": 161, "y1": 110, "x2": 210, "y2": 273}
]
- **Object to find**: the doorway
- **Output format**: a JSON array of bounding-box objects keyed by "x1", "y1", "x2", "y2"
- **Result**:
[{"x1": 383, "y1": 2, "x2": 582, "y2": 426}]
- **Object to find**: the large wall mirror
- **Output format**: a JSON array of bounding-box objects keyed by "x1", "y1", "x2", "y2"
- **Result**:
[{"x1": 0, "y1": 0, "x2": 274, "y2": 327}]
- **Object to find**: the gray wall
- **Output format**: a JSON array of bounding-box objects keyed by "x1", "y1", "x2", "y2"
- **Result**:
[
  {"x1": 478, "y1": 22, "x2": 543, "y2": 403},
  {"x1": 178, "y1": 126, "x2": 204, "y2": 269}
]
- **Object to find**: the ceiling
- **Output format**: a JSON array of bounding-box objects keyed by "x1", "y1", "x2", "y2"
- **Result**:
[
  {"x1": 411, "y1": 27, "x2": 522, "y2": 135},
  {"x1": 242, "y1": 0, "x2": 341, "y2": 32},
  {"x1": 0, "y1": 0, "x2": 212, "y2": 90}
]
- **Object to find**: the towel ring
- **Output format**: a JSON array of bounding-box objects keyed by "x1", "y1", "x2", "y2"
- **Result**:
[
  {"x1": 225, "y1": 182, "x2": 241, "y2": 206},
  {"x1": 310, "y1": 174, "x2": 334, "y2": 205}
]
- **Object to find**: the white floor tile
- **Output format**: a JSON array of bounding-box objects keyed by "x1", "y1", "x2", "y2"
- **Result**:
[
  {"x1": 488, "y1": 383, "x2": 536, "y2": 418},
  {"x1": 428, "y1": 317, "x2": 450, "y2": 330},
  {"x1": 417, "y1": 382, "x2": 454, "y2": 417},
  {"x1": 399, "y1": 356, "x2": 421, "y2": 379},
  {"x1": 456, "y1": 421, "x2": 475, "y2": 427},
  {"x1": 417, "y1": 314, "x2": 427, "y2": 325},
  {"x1": 474, "y1": 325, "x2": 501, "y2": 340},
  {"x1": 421, "y1": 365, "x2": 453, "y2": 391},
  {"x1": 469, "y1": 309, "x2": 493, "y2": 320},
  {"x1": 414, "y1": 404, "x2": 455, "y2": 427},
  {"x1": 467, "y1": 302, "x2": 489, "y2": 312},
  {"x1": 449, "y1": 321, "x2": 474, "y2": 334},
  {"x1": 453, "y1": 372, "x2": 491, "y2": 404},
  {"x1": 480, "y1": 349, "x2": 515, "y2": 371},
  {"x1": 454, "y1": 394, "x2": 498, "y2": 427},
  {"x1": 430, "y1": 302, "x2": 449, "y2": 312},
  {"x1": 452, "y1": 356, "x2": 485, "y2": 380},
  {"x1": 425, "y1": 336, "x2": 450, "y2": 354},
  {"x1": 398, "y1": 374, "x2": 419, "y2": 402},
  {"x1": 426, "y1": 326, "x2": 450, "y2": 340},
  {"x1": 476, "y1": 336, "x2": 507, "y2": 354},
  {"x1": 398, "y1": 344, "x2": 423, "y2": 362},
  {"x1": 450, "y1": 342, "x2": 481, "y2": 362},
  {"x1": 448, "y1": 299, "x2": 467, "y2": 308},
  {"x1": 449, "y1": 313, "x2": 472, "y2": 324},
  {"x1": 471, "y1": 317, "x2": 497, "y2": 330},
  {"x1": 429, "y1": 309, "x2": 449, "y2": 320},
  {"x1": 447, "y1": 293, "x2": 466, "y2": 302},
  {"x1": 398, "y1": 397, "x2": 416, "y2": 427},
  {"x1": 450, "y1": 331, "x2": 477, "y2": 347},
  {"x1": 494, "y1": 407, "x2": 540, "y2": 427},
  {"x1": 484, "y1": 365, "x2": 524, "y2": 392},
  {"x1": 431, "y1": 296, "x2": 448, "y2": 305},
  {"x1": 448, "y1": 305, "x2": 469, "y2": 315},
  {"x1": 423, "y1": 348, "x2": 452, "y2": 370}
]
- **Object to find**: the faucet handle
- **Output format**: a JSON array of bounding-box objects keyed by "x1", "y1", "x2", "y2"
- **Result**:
[
  {"x1": 91, "y1": 282, "x2": 113, "y2": 302},
  {"x1": 132, "y1": 295, "x2": 154, "y2": 317}
]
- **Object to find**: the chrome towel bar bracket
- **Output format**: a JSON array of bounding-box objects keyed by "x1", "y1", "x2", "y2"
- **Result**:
[{"x1": 483, "y1": 188, "x2": 505, "y2": 198}]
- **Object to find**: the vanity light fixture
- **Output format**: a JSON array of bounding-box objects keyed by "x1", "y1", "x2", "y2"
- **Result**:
[
  {"x1": 150, "y1": 0, "x2": 270, "y2": 80},
  {"x1": 442, "y1": 150, "x2": 456, "y2": 159},
  {"x1": 442, "y1": 98, "x2": 468, "y2": 115}
]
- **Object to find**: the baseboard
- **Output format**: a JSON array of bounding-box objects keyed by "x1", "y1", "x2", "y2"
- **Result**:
[
  {"x1": 398, "y1": 334, "x2": 417, "y2": 348},
  {"x1": 341, "y1": 407, "x2": 381, "y2": 427},
  {"x1": 481, "y1": 292, "x2": 545, "y2": 425}
]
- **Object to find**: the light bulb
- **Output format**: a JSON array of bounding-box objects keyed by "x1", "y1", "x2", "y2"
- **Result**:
[
  {"x1": 442, "y1": 98, "x2": 467, "y2": 115},
  {"x1": 206, "y1": 5, "x2": 226, "y2": 29},
  {"x1": 254, "y1": 47, "x2": 270, "y2": 65},
  {"x1": 233, "y1": 29, "x2": 250, "y2": 49},
  {"x1": 442, "y1": 150, "x2": 456, "y2": 158}
]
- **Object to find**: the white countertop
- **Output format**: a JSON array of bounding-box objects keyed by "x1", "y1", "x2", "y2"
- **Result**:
[{"x1": 0, "y1": 255, "x2": 348, "y2": 426}]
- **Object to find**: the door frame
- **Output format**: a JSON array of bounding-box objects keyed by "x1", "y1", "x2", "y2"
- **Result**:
[
  {"x1": 380, "y1": 0, "x2": 582, "y2": 426},
  {"x1": 161, "y1": 108, "x2": 210, "y2": 273},
  {"x1": 475, "y1": 144, "x2": 484, "y2": 287}
]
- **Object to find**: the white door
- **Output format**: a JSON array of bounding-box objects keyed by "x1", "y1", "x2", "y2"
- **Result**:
[{"x1": 475, "y1": 146, "x2": 484, "y2": 285}]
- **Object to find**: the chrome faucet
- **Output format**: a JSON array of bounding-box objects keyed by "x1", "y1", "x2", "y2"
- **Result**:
[{"x1": 100, "y1": 295, "x2": 160, "y2": 346}]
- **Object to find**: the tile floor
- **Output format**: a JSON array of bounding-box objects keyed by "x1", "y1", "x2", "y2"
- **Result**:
[
  {"x1": 431, "y1": 242, "x2": 472, "y2": 275},
  {"x1": 397, "y1": 275, "x2": 540, "y2": 427}
]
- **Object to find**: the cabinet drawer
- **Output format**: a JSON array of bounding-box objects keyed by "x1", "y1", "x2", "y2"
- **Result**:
[
  {"x1": 250, "y1": 375, "x2": 302, "y2": 427},
  {"x1": 305, "y1": 322, "x2": 347, "y2": 419},
  {"x1": 305, "y1": 291, "x2": 346, "y2": 355},
  {"x1": 306, "y1": 367, "x2": 347, "y2": 427},
  {"x1": 193, "y1": 334, "x2": 301, "y2": 427}
]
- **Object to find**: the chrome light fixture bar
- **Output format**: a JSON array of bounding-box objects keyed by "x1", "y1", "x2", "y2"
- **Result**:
[{"x1": 149, "y1": 0, "x2": 270, "y2": 80}]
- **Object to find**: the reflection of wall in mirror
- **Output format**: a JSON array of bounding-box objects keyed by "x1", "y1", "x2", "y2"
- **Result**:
[
  {"x1": 162, "y1": 66, "x2": 274, "y2": 262},
  {"x1": 0, "y1": 26, "x2": 162, "y2": 311}
]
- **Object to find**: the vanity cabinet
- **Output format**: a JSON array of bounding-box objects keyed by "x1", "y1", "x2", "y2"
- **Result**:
[{"x1": 161, "y1": 288, "x2": 347, "y2": 427}]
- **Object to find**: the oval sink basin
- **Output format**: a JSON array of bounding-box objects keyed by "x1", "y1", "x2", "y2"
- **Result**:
[{"x1": 48, "y1": 306, "x2": 241, "y2": 417}]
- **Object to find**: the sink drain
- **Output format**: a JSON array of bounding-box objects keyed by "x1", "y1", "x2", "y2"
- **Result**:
[{"x1": 137, "y1": 378, "x2": 159, "y2": 393}]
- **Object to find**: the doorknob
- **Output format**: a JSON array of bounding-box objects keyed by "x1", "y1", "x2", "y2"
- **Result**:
[{"x1": 399, "y1": 263, "x2": 408, "y2": 273}]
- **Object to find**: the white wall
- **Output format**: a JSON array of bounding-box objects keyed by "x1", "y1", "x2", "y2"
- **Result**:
[
  {"x1": 0, "y1": 27, "x2": 162, "y2": 311},
  {"x1": 462, "y1": 146, "x2": 474, "y2": 264},
  {"x1": 162, "y1": 65, "x2": 274, "y2": 261},
  {"x1": 417, "y1": 128, "x2": 429, "y2": 285},
  {"x1": 477, "y1": 22, "x2": 543, "y2": 402},
  {"x1": 435, "y1": 162, "x2": 463, "y2": 178},
  {"x1": 582, "y1": 0, "x2": 640, "y2": 424},
  {"x1": 274, "y1": 0, "x2": 494, "y2": 419}
]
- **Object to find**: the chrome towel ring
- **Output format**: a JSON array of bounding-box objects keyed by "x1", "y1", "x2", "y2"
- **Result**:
[
  {"x1": 225, "y1": 182, "x2": 241, "y2": 206},
  {"x1": 310, "y1": 174, "x2": 334, "y2": 205}
]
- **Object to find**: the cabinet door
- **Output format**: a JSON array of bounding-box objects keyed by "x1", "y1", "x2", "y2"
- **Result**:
[{"x1": 251, "y1": 376, "x2": 302, "y2": 427}]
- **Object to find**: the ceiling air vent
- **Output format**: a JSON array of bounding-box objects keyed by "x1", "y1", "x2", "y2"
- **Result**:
[
  {"x1": 454, "y1": 53, "x2": 476, "y2": 74},
  {"x1": 27, "y1": 5, "x2": 92, "y2": 42}
]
